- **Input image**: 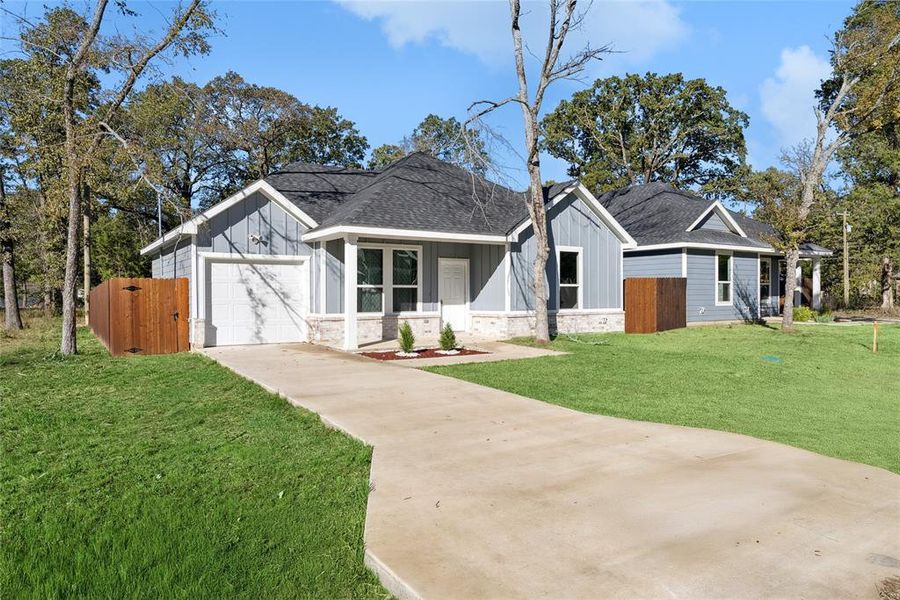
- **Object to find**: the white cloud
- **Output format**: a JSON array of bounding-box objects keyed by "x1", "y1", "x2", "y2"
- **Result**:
[
  {"x1": 759, "y1": 46, "x2": 831, "y2": 148},
  {"x1": 336, "y1": 0, "x2": 689, "y2": 68}
]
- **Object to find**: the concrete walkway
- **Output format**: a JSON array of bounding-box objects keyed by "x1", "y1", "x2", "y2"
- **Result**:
[{"x1": 204, "y1": 343, "x2": 900, "y2": 599}]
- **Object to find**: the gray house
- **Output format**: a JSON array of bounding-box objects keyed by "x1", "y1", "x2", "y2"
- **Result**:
[
  {"x1": 141, "y1": 153, "x2": 636, "y2": 349},
  {"x1": 598, "y1": 183, "x2": 832, "y2": 323}
]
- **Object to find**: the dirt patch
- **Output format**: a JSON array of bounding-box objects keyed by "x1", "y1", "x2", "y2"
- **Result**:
[{"x1": 360, "y1": 348, "x2": 488, "y2": 361}]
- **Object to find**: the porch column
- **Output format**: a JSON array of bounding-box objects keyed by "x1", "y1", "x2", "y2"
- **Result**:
[
  {"x1": 343, "y1": 235, "x2": 358, "y2": 350},
  {"x1": 794, "y1": 263, "x2": 803, "y2": 307},
  {"x1": 812, "y1": 258, "x2": 822, "y2": 310}
]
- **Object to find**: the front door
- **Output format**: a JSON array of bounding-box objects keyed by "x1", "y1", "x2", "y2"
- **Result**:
[{"x1": 439, "y1": 258, "x2": 468, "y2": 331}]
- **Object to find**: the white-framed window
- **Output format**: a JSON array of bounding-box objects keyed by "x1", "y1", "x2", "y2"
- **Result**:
[
  {"x1": 716, "y1": 251, "x2": 732, "y2": 305},
  {"x1": 357, "y1": 248, "x2": 384, "y2": 313},
  {"x1": 357, "y1": 244, "x2": 421, "y2": 314},
  {"x1": 557, "y1": 246, "x2": 582, "y2": 310},
  {"x1": 759, "y1": 257, "x2": 772, "y2": 301}
]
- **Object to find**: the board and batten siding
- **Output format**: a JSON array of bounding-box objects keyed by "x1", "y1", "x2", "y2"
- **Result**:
[
  {"x1": 151, "y1": 191, "x2": 316, "y2": 318},
  {"x1": 323, "y1": 238, "x2": 506, "y2": 314},
  {"x1": 623, "y1": 249, "x2": 683, "y2": 278},
  {"x1": 696, "y1": 211, "x2": 731, "y2": 233},
  {"x1": 510, "y1": 193, "x2": 623, "y2": 311},
  {"x1": 686, "y1": 249, "x2": 759, "y2": 322}
]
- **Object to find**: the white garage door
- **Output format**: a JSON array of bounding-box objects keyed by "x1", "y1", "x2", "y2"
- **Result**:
[{"x1": 208, "y1": 260, "x2": 309, "y2": 346}]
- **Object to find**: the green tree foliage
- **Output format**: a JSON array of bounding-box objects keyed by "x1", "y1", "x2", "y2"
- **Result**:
[
  {"x1": 816, "y1": 1, "x2": 900, "y2": 306},
  {"x1": 367, "y1": 144, "x2": 406, "y2": 170},
  {"x1": 542, "y1": 73, "x2": 749, "y2": 194},
  {"x1": 398, "y1": 321, "x2": 415, "y2": 354},
  {"x1": 439, "y1": 323, "x2": 457, "y2": 351},
  {"x1": 367, "y1": 114, "x2": 488, "y2": 174}
]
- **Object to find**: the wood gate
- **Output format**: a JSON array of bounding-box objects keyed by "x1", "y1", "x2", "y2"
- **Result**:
[
  {"x1": 89, "y1": 278, "x2": 189, "y2": 356},
  {"x1": 624, "y1": 277, "x2": 687, "y2": 334}
]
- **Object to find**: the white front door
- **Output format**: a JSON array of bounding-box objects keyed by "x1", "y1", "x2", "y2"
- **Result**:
[
  {"x1": 439, "y1": 258, "x2": 468, "y2": 332},
  {"x1": 208, "y1": 260, "x2": 309, "y2": 346}
]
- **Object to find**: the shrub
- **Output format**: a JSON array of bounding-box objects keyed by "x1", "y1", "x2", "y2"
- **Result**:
[
  {"x1": 793, "y1": 306, "x2": 815, "y2": 322},
  {"x1": 815, "y1": 310, "x2": 834, "y2": 323},
  {"x1": 439, "y1": 323, "x2": 457, "y2": 351},
  {"x1": 398, "y1": 321, "x2": 415, "y2": 353}
]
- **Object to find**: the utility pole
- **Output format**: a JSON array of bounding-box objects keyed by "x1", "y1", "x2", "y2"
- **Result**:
[{"x1": 840, "y1": 210, "x2": 850, "y2": 307}]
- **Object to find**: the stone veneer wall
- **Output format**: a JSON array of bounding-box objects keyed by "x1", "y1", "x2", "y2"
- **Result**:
[
  {"x1": 469, "y1": 310, "x2": 625, "y2": 339},
  {"x1": 308, "y1": 314, "x2": 441, "y2": 347}
]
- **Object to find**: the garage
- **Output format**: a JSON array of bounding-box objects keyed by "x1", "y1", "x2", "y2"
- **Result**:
[{"x1": 207, "y1": 259, "x2": 309, "y2": 346}]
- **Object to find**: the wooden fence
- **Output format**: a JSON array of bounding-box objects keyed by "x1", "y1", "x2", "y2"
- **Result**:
[
  {"x1": 624, "y1": 277, "x2": 687, "y2": 334},
  {"x1": 88, "y1": 278, "x2": 189, "y2": 356}
]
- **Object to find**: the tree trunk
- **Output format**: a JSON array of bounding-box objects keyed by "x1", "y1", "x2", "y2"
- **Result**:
[
  {"x1": 1, "y1": 170, "x2": 24, "y2": 330},
  {"x1": 60, "y1": 72, "x2": 82, "y2": 354},
  {"x1": 882, "y1": 256, "x2": 894, "y2": 310},
  {"x1": 782, "y1": 247, "x2": 799, "y2": 331},
  {"x1": 82, "y1": 185, "x2": 91, "y2": 326}
]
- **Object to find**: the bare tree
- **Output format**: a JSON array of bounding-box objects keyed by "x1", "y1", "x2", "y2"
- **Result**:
[
  {"x1": 468, "y1": 0, "x2": 608, "y2": 343},
  {"x1": 58, "y1": 0, "x2": 210, "y2": 354}
]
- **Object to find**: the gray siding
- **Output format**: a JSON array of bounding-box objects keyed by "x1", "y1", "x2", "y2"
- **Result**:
[
  {"x1": 696, "y1": 211, "x2": 731, "y2": 232},
  {"x1": 623, "y1": 249, "x2": 682, "y2": 278},
  {"x1": 510, "y1": 193, "x2": 623, "y2": 311},
  {"x1": 324, "y1": 238, "x2": 505, "y2": 314},
  {"x1": 686, "y1": 250, "x2": 759, "y2": 322},
  {"x1": 205, "y1": 191, "x2": 310, "y2": 256},
  {"x1": 150, "y1": 237, "x2": 193, "y2": 314}
]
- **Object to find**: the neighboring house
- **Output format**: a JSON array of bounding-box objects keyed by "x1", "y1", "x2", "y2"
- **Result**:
[
  {"x1": 598, "y1": 183, "x2": 832, "y2": 323},
  {"x1": 141, "y1": 153, "x2": 636, "y2": 349}
]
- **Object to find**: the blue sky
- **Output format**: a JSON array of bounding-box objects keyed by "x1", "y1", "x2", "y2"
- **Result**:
[{"x1": 3, "y1": 0, "x2": 854, "y2": 187}]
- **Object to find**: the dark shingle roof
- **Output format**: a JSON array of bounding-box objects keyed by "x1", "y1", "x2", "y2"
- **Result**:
[
  {"x1": 597, "y1": 182, "x2": 774, "y2": 249},
  {"x1": 267, "y1": 152, "x2": 534, "y2": 236}
]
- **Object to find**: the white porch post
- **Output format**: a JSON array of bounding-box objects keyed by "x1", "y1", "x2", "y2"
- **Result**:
[
  {"x1": 343, "y1": 235, "x2": 358, "y2": 350},
  {"x1": 812, "y1": 258, "x2": 822, "y2": 310},
  {"x1": 794, "y1": 263, "x2": 803, "y2": 307}
]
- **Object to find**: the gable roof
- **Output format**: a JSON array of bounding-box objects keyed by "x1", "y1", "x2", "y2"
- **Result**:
[
  {"x1": 141, "y1": 152, "x2": 636, "y2": 254},
  {"x1": 597, "y1": 182, "x2": 775, "y2": 251}
]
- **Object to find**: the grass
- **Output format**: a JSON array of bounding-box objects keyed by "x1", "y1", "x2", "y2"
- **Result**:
[
  {"x1": 1, "y1": 317, "x2": 387, "y2": 599},
  {"x1": 427, "y1": 323, "x2": 900, "y2": 474}
]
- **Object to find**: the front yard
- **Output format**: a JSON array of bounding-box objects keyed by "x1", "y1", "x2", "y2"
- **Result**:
[
  {"x1": 428, "y1": 324, "x2": 900, "y2": 474},
  {"x1": 0, "y1": 318, "x2": 387, "y2": 598}
]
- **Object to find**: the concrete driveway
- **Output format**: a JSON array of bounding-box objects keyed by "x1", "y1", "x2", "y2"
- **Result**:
[{"x1": 204, "y1": 343, "x2": 900, "y2": 599}]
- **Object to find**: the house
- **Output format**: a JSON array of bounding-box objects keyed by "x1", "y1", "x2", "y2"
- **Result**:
[
  {"x1": 598, "y1": 182, "x2": 833, "y2": 323},
  {"x1": 140, "y1": 153, "x2": 636, "y2": 349}
]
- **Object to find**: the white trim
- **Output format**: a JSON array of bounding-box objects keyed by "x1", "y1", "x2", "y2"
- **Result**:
[
  {"x1": 344, "y1": 236, "x2": 358, "y2": 350},
  {"x1": 189, "y1": 235, "x2": 198, "y2": 344},
  {"x1": 198, "y1": 251, "x2": 310, "y2": 263},
  {"x1": 140, "y1": 180, "x2": 318, "y2": 255},
  {"x1": 625, "y1": 242, "x2": 773, "y2": 253},
  {"x1": 503, "y1": 243, "x2": 511, "y2": 312},
  {"x1": 714, "y1": 250, "x2": 733, "y2": 306},
  {"x1": 318, "y1": 243, "x2": 326, "y2": 315},
  {"x1": 438, "y1": 257, "x2": 470, "y2": 332},
  {"x1": 303, "y1": 225, "x2": 505, "y2": 245},
  {"x1": 556, "y1": 245, "x2": 583, "y2": 311},
  {"x1": 681, "y1": 248, "x2": 688, "y2": 277},
  {"x1": 686, "y1": 200, "x2": 748, "y2": 238},
  {"x1": 506, "y1": 183, "x2": 637, "y2": 248},
  {"x1": 355, "y1": 242, "x2": 424, "y2": 315}
]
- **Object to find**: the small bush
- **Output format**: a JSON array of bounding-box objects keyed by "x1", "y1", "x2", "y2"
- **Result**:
[
  {"x1": 793, "y1": 306, "x2": 815, "y2": 322},
  {"x1": 814, "y1": 310, "x2": 834, "y2": 323},
  {"x1": 439, "y1": 323, "x2": 457, "y2": 351},
  {"x1": 398, "y1": 321, "x2": 415, "y2": 353}
]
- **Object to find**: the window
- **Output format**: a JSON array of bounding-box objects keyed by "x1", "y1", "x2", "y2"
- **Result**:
[
  {"x1": 558, "y1": 249, "x2": 581, "y2": 310},
  {"x1": 760, "y1": 257, "x2": 771, "y2": 300},
  {"x1": 357, "y1": 248, "x2": 383, "y2": 312},
  {"x1": 716, "y1": 253, "x2": 732, "y2": 305},
  {"x1": 392, "y1": 249, "x2": 418, "y2": 312},
  {"x1": 356, "y1": 245, "x2": 420, "y2": 313}
]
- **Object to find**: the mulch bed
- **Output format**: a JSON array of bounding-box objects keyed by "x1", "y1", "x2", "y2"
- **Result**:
[{"x1": 360, "y1": 347, "x2": 488, "y2": 361}]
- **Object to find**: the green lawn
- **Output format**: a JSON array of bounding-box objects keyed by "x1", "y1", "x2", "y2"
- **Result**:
[
  {"x1": 1, "y1": 318, "x2": 387, "y2": 598},
  {"x1": 428, "y1": 324, "x2": 900, "y2": 474}
]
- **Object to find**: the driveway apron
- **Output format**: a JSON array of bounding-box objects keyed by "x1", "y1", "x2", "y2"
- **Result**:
[{"x1": 204, "y1": 343, "x2": 900, "y2": 600}]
